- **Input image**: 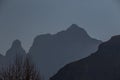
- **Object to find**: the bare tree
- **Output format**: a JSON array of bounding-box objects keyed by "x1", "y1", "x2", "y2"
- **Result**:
[
  {"x1": 0, "y1": 55, "x2": 41, "y2": 80},
  {"x1": 23, "y1": 55, "x2": 41, "y2": 80}
]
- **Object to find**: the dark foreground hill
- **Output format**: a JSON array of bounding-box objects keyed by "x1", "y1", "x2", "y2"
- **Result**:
[
  {"x1": 28, "y1": 24, "x2": 102, "y2": 80},
  {"x1": 50, "y1": 35, "x2": 120, "y2": 80}
]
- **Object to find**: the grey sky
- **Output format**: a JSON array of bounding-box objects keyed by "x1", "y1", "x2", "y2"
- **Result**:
[{"x1": 0, "y1": 0, "x2": 119, "y2": 54}]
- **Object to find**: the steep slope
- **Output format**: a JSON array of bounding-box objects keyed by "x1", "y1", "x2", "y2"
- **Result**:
[
  {"x1": 50, "y1": 35, "x2": 120, "y2": 80},
  {"x1": 28, "y1": 24, "x2": 102, "y2": 80},
  {"x1": 0, "y1": 54, "x2": 4, "y2": 68}
]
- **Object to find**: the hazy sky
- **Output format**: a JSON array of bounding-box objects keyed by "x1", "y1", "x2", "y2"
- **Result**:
[{"x1": 0, "y1": 0, "x2": 120, "y2": 54}]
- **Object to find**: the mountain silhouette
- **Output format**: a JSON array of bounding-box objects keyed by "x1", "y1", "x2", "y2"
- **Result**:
[
  {"x1": 28, "y1": 24, "x2": 102, "y2": 80},
  {"x1": 5, "y1": 40, "x2": 26, "y2": 64},
  {"x1": 50, "y1": 35, "x2": 120, "y2": 80}
]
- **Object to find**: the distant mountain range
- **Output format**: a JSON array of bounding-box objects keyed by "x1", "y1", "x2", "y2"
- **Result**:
[
  {"x1": 50, "y1": 35, "x2": 120, "y2": 80},
  {"x1": 0, "y1": 24, "x2": 102, "y2": 80}
]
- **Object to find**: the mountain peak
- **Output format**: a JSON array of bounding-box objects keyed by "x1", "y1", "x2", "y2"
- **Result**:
[
  {"x1": 67, "y1": 24, "x2": 84, "y2": 31},
  {"x1": 63, "y1": 24, "x2": 90, "y2": 39},
  {"x1": 6, "y1": 39, "x2": 26, "y2": 56},
  {"x1": 12, "y1": 39, "x2": 21, "y2": 48}
]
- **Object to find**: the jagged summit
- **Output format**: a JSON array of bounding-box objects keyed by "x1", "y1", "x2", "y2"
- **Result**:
[
  {"x1": 53, "y1": 24, "x2": 90, "y2": 40},
  {"x1": 33, "y1": 24, "x2": 91, "y2": 44}
]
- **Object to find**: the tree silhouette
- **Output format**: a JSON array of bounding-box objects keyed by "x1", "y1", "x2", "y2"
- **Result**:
[{"x1": 0, "y1": 55, "x2": 41, "y2": 80}]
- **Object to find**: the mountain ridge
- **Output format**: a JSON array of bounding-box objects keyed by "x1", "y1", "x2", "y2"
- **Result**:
[
  {"x1": 0, "y1": 24, "x2": 102, "y2": 80},
  {"x1": 50, "y1": 35, "x2": 120, "y2": 80},
  {"x1": 28, "y1": 24, "x2": 102, "y2": 80}
]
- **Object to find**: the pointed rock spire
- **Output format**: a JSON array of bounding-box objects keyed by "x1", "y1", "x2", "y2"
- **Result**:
[
  {"x1": 6, "y1": 39, "x2": 26, "y2": 56},
  {"x1": 12, "y1": 39, "x2": 22, "y2": 48}
]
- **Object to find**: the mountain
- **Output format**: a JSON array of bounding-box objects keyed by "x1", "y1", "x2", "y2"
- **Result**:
[
  {"x1": 5, "y1": 40, "x2": 26, "y2": 64},
  {"x1": 50, "y1": 35, "x2": 120, "y2": 80},
  {"x1": 28, "y1": 24, "x2": 102, "y2": 80}
]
